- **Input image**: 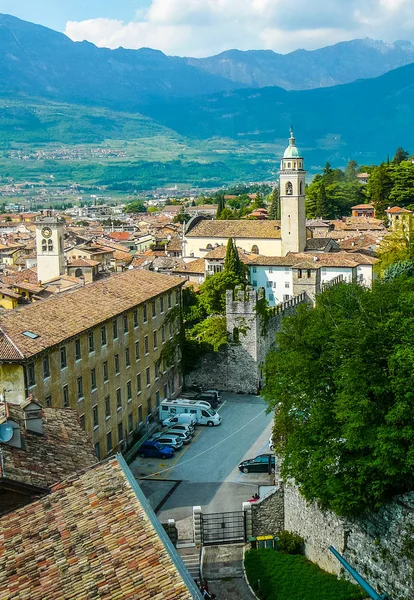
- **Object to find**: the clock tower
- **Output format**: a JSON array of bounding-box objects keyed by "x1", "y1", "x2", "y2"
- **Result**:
[
  {"x1": 280, "y1": 129, "x2": 307, "y2": 255},
  {"x1": 35, "y1": 212, "x2": 65, "y2": 283}
]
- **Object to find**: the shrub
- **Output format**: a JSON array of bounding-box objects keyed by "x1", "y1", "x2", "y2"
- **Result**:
[{"x1": 277, "y1": 530, "x2": 304, "y2": 555}]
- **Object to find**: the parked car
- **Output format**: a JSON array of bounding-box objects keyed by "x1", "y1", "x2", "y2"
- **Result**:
[
  {"x1": 139, "y1": 440, "x2": 175, "y2": 459},
  {"x1": 204, "y1": 389, "x2": 222, "y2": 402},
  {"x1": 238, "y1": 454, "x2": 276, "y2": 474},
  {"x1": 149, "y1": 433, "x2": 184, "y2": 451},
  {"x1": 163, "y1": 423, "x2": 194, "y2": 437},
  {"x1": 195, "y1": 391, "x2": 219, "y2": 408},
  {"x1": 165, "y1": 427, "x2": 192, "y2": 444},
  {"x1": 162, "y1": 414, "x2": 197, "y2": 429}
]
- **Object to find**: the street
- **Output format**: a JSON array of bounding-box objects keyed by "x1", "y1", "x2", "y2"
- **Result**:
[{"x1": 130, "y1": 393, "x2": 274, "y2": 526}]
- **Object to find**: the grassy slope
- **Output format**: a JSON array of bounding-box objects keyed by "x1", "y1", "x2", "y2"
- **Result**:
[{"x1": 244, "y1": 550, "x2": 366, "y2": 600}]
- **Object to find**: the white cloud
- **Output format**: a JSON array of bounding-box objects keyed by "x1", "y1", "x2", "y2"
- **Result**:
[{"x1": 64, "y1": 0, "x2": 414, "y2": 56}]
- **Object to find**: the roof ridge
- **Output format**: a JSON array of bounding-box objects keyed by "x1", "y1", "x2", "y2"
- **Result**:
[{"x1": 0, "y1": 327, "x2": 24, "y2": 358}]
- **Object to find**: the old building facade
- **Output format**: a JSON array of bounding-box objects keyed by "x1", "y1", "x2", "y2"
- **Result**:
[{"x1": 0, "y1": 269, "x2": 184, "y2": 459}]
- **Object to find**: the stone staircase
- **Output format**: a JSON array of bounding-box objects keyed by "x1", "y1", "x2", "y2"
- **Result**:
[{"x1": 176, "y1": 541, "x2": 201, "y2": 579}]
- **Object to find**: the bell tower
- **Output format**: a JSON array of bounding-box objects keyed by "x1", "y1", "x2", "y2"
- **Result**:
[
  {"x1": 280, "y1": 129, "x2": 307, "y2": 255},
  {"x1": 35, "y1": 211, "x2": 65, "y2": 283}
]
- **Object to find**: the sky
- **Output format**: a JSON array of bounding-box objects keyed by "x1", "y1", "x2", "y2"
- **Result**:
[{"x1": 1, "y1": 0, "x2": 414, "y2": 57}]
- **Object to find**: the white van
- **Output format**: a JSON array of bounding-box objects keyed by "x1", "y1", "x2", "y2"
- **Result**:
[
  {"x1": 162, "y1": 414, "x2": 197, "y2": 429},
  {"x1": 159, "y1": 399, "x2": 222, "y2": 427}
]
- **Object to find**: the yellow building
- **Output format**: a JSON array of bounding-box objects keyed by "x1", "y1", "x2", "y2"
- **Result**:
[{"x1": 0, "y1": 269, "x2": 184, "y2": 459}]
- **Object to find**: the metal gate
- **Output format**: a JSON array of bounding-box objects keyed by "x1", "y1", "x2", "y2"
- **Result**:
[{"x1": 202, "y1": 511, "x2": 246, "y2": 546}]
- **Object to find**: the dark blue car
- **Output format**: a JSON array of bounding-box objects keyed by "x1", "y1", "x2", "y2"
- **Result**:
[{"x1": 139, "y1": 440, "x2": 175, "y2": 459}]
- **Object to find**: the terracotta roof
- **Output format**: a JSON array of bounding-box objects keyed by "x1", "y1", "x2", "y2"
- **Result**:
[
  {"x1": 186, "y1": 219, "x2": 281, "y2": 239},
  {"x1": 166, "y1": 238, "x2": 182, "y2": 252},
  {"x1": 386, "y1": 206, "x2": 413, "y2": 214},
  {"x1": 248, "y1": 252, "x2": 377, "y2": 268},
  {"x1": 204, "y1": 245, "x2": 259, "y2": 263},
  {"x1": 357, "y1": 172, "x2": 370, "y2": 178},
  {"x1": 0, "y1": 287, "x2": 21, "y2": 300},
  {"x1": 68, "y1": 258, "x2": 100, "y2": 267},
  {"x1": 12, "y1": 281, "x2": 45, "y2": 294},
  {"x1": 0, "y1": 270, "x2": 184, "y2": 359},
  {"x1": 339, "y1": 234, "x2": 379, "y2": 251},
  {"x1": 0, "y1": 404, "x2": 97, "y2": 490},
  {"x1": 173, "y1": 258, "x2": 205, "y2": 275},
  {"x1": 0, "y1": 457, "x2": 196, "y2": 600},
  {"x1": 113, "y1": 250, "x2": 133, "y2": 262},
  {"x1": 305, "y1": 238, "x2": 336, "y2": 251},
  {"x1": 108, "y1": 231, "x2": 131, "y2": 240},
  {"x1": 352, "y1": 203, "x2": 374, "y2": 209}
]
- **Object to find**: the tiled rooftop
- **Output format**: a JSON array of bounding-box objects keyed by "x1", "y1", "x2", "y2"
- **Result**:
[
  {"x1": 186, "y1": 219, "x2": 281, "y2": 239},
  {"x1": 0, "y1": 457, "x2": 196, "y2": 600},
  {"x1": 248, "y1": 252, "x2": 377, "y2": 268},
  {"x1": 0, "y1": 269, "x2": 184, "y2": 359},
  {"x1": 0, "y1": 403, "x2": 97, "y2": 491}
]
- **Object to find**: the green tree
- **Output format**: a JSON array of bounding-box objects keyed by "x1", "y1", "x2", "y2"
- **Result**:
[
  {"x1": 216, "y1": 194, "x2": 225, "y2": 218},
  {"x1": 392, "y1": 146, "x2": 410, "y2": 165},
  {"x1": 345, "y1": 159, "x2": 358, "y2": 182},
  {"x1": 389, "y1": 161, "x2": 414, "y2": 207},
  {"x1": 268, "y1": 185, "x2": 280, "y2": 220},
  {"x1": 375, "y1": 228, "x2": 414, "y2": 276},
  {"x1": 173, "y1": 207, "x2": 190, "y2": 223},
  {"x1": 315, "y1": 181, "x2": 329, "y2": 218},
  {"x1": 124, "y1": 200, "x2": 146, "y2": 213},
  {"x1": 263, "y1": 278, "x2": 414, "y2": 516},
  {"x1": 366, "y1": 162, "x2": 393, "y2": 219}
]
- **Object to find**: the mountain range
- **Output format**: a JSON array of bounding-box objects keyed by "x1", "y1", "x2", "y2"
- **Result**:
[{"x1": 0, "y1": 13, "x2": 413, "y2": 181}]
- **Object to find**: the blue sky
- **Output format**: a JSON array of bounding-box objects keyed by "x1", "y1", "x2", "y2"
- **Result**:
[{"x1": 1, "y1": 1, "x2": 413, "y2": 57}]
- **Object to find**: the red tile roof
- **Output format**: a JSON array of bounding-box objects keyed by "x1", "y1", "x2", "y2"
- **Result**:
[
  {"x1": 108, "y1": 231, "x2": 131, "y2": 240},
  {"x1": 386, "y1": 206, "x2": 413, "y2": 214}
]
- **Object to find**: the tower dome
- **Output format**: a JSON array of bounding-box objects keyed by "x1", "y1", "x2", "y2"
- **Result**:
[{"x1": 283, "y1": 129, "x2": 302, "y2": 159}]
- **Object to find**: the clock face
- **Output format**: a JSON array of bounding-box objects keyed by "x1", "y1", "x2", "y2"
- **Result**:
[{"x1": 42, "y1": 227, "x2": 52, "y2": 239}]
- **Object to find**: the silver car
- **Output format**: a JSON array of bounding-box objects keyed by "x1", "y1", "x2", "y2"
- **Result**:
[
  {"x1": 165, "y1": 423, "x2": 194, "y2": 436},
  {"x1": 150, "y1": 433, "x2": 184, "y2": 450},
  {"x1": 165, "y1": 427, "x2": 192, "y2": 444}
]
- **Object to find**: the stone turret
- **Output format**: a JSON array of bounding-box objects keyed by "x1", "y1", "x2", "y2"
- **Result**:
[{"x1": 226, "y1": 286, "x2": 263, "y2": 362}]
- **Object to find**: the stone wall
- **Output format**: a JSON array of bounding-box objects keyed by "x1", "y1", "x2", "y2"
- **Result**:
[
  {"x1": 251, "y1": 487, "x2": 284, "y2": 537},
  {"x1": 284, "y1": 483, "x2": 414, "y2": 600}
]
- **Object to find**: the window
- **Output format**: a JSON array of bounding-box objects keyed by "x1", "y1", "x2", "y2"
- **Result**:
[
  {"x1": 75, "y1": 339, "x2": 81, "y2": 361},
  {"x1": 146, "y1": 367, "x2": 150, "y2": 387},
  {"x1": 43, "y1": 355, "x2": 50, "y2": 379},
  {"x1": 118, "y1": 422, "x2": 123, "y2": 443},
  {"x1": 283, "y1": 294, "x2": 290, "y2": 301},
  {"x1": 144, "y1": 336, "x2": 149, "y2": 355},
  {"x1": 137, "y1": 373, "x2": 142, "y2": 394},
  {"x1": 135, "y1": 341, "x2": 140, "y2": 361},
  {"x1": 155, "y1": 361, "x2": 159, "y2": 380},
  {"x1": 266, "y1": 281, "x2": 272, "y2": 288},
  {"x1": 113, "y1": 319, "x2": 118, "y2": 340},
  {"x1": 285, "y1": 282, "x2": 290, "y2": 288},
  {"x1": 147, "y1": 397, "x2": 152, "y2": 414},
  {"x1": 252, "y1": 280, "x2": 257, "y2": 287},
  {"x1": 156, "y1": 390, "x2": 160, "y2": 407},
  {"x1": 94, "y1": 442, "x2": 100, "y2": 459},
  {"x1": 105, "y1": 396, "x2": 111, "y2": 419},
  {"x1": 153, "y1": 330, "x2": 157, "y2": 350},
  {"x1": 103, "y1": 361, "x2": 109, "y2": 382},
  {"x1": 125, "y1": 347, "x2": 131, "y2": 367},
  {"x1": 45, "y1": 394, "x2": 52, "y2": 408},
  {"x1": 269, "y1": 267, "x2": 273, "y2": 274},
  {"x1": 138, "y1": 405, "x2": 143, "y2": 423},
  {"x1": 127, "y1": 380, "x2": 132, "y2": 401},
  {"x1": 116, "y1": 388, "x2": 122, "y2": 410},
  {"x1": 128, "y1": 413, "x2": 133, "y2": 433},
  {"x1": 285, "y1": 267, "x2": 290, "y2": 275},
  {"x1": 93, "y1": 404, "x2": 99, "y2": 428},
  {"x1": 143, "y1": 304, "x2": 148, "y2": 323},
  {"x1": 63, "y1": 385, "x2": 69, "y2": 408},
  {"x1": 152, "y1": 301, "x2": 156, "y2": 318},
  {"x1": 285, "y1": 181, "x2": 293, "y2": 195},
  {"x1": 297, "y1": 269, "x2": 302, "y2": 279},
  {"x1": 133, "y1": 309, "x2": 138, "y2": 328},
  {"x1": 101, "y1": 326, "x2": 107, "y2": 347},
  {"x1": 115, "y1": 354, "x2": 120, "y2": 374},
  {"x1": 80, "y1": 414, "x2": 85, "y2": 429},
  {"x1": 60, "y1": 346, "x2": 67, "y2": 369},
  {"x1": 300, "y1": 181, "x2": 303, "y2": 195},
  {"x1": 47, "y1": 239, "x2": 53, "y2": 251},
  {"x1": 252, "y1": 266, "x2": 257, "y2": 273},
  {"x1": 307, "y1": 269, "x2": 312, "y2": 278},
  {"x1": 168, "y1": 293, "x2": 172, "y2": 309},
  {"x1": 169, "y1": 322, "x2": 173, "y2": 338},
  {"x1": 42, "y1": 239, "x2": 47, "y2": 252},
  {"x1": 107, "y1": 431, "x2": 112, "y2": 453},
  {"x1": 269, "y1": 294, "x2": 274, "y2": 302},
  {"x1": 161, "y1": 325, "x2": 166, "y2": 344},
  {"x1": 77, "y1": 376, "x2": 83, "y2": 400},
  {"x1": 163, "y1": 383, "x2": 168, "y2": 399},
  {"x1": 91, "y1": 368, "x2": 97, "y2": 390},
  {"x1": 123, "y1": 314, "x2": 128, "y2": 333},
  {"x1": 160, "y1": 296, "x2": 164, "y2": 313},
  {"x1": 251, "y1": 245, "x2": 259, "y2": 254},
  {"x1": 88, "y1": 331, "x2": 95, "y2": 353}
]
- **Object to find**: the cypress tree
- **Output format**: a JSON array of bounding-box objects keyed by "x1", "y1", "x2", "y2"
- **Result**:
[
  {"x1": 216, "y1": 194, "x2": 225, "y2": 218},
  {"x1": 269, "y1": 186, "x2": 280, "y2": 220}
]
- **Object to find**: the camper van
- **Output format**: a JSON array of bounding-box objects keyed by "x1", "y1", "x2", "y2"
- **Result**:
[{"x1": 159, "y1": 399, "x2": 222, "y2": 427}]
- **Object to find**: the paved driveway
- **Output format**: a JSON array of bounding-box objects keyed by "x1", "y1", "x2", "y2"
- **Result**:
[{"x1": 130, "y1": 393, "x2": 274, "y2": 523}]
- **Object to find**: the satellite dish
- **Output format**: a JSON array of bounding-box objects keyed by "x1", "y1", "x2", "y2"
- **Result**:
[{"x1": 0, "y1": 422, "x2": 13, "y2": 443}]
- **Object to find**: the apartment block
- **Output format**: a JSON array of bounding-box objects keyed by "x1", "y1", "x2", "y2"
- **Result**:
[{"x1": 0, "y1": 269, "x2": 184, "y2": 458}]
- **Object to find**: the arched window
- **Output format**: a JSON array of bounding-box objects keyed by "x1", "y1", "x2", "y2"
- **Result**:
[
  {"x1": 41, "y1": 240, "x2": 47, "y2": 252},
  {"x1": 285, "y1": 181, "x2": 293, "y2": 195},
  {"x1": 287, "y1": 162, "x2": 291, "y2": 169},
  {"x1": 233, "y1": 327, "x2": 239, "y2": 343},
  {"x1": 75, "y1": 268, "x2": 83, "y2": 278},
  {"x1": 47, "y1": 240, "x2": 53, "y2": 251},
  {"x1": 251, "y1": 245, "x2": 259, "y2": 254},
  {"x1": 206, "y1": 244, "x2": 213, "y2": 250},
  {"x1": 294, "y1": 162, "x2": 296, "y2": 169},
  {"x1": 300, "y1": 181, "x2": 303, "y2": 195}
]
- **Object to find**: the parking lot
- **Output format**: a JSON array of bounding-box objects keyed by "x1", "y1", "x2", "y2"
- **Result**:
[{"x1": 129, "y1": 392, "x2": 274, "y2": 522}]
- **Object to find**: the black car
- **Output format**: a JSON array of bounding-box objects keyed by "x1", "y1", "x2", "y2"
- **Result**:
[
  {"x1": 238, "y1": 454, "x2": 276, "y2": 474},
  {"x1": 195, "y1": 391, "x2": 219, "y2": 408}
]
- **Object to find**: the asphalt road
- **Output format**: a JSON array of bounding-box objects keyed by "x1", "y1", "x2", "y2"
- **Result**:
[{"x1": 131, "y1": 393, "x2": 274, "y2": 521}]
